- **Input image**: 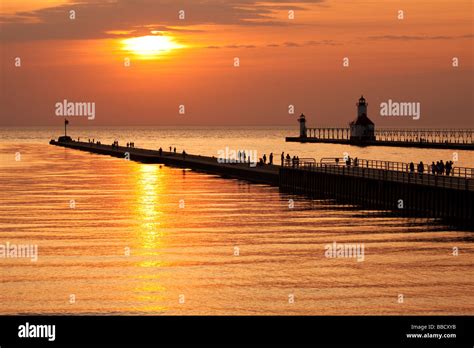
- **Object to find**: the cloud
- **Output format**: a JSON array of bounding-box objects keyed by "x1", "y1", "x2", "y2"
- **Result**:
[
  {"x1": 282, "y1": 40, "x2": 337, "y2": 47},
  {"x1": 0, "y1": 0, "x2": 325, "y2": 42},
  {"x1": 283, "y1": 41, "x2": 301, "y2": 47},
  {"x1": 369, "y1": 34, "x2": 474, "y2": 41},
  {"x1": 206, "y1": 40, "x2": 336, "y2": 49}
]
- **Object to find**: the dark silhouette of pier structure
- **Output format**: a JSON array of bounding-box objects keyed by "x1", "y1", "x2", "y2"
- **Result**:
[
  {"x1": 50, "y1": 134, "x2": 473, "y2": 226},
  {"x1": 286, "y1": 96, "x2": 474, "y2": 150}
]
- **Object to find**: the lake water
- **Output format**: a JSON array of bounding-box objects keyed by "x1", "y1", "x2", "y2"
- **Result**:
[{"x1": 0, "y1": 127, "x2": 473, "y2": 314}]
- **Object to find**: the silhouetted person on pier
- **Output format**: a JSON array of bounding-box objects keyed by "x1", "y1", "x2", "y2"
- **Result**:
[
  {"x1": 263, "y1": 154, "x2": 267, "y2": 164},
  {"x1": 174, "y1": 147, "x2": 176, "y2": 154},
  {"x1": 182, "y1": 150, "x2": 186, "y2": 159},
  {"x1": 409, "y1": 162, "x2": 415, "y2": 173},
  {"x1": 292, "y1": 156, "x2": 296, "y2": 168},
  {"x1": 286, "y1": 154, "x2": 291, "y2": 166},
  {"x1": 439, "y1": 160, "x2": 445, "y2": 175},
  {"x1": 281, "y1": 152, "x2": 284, "y2": 166},
  {"x1": 169, "y1": 146, "x2": 172, "y2": 152},
  {"x1": 159, "y1": 147, "x2": 162, "y2": 156},
  {"x1": 243, "y1": 152, "x2": 246, "y2": 162},
  {"x1": 354, "y1": 157, "x2": 359, "y2": 167},
  {"x1": 417, "y1": 161, "x2": 424, "y2": 174},
  {"x1": 346, "y1": 156, "x2": 351, "y2": 166},
  {"x1": 431, "y1": 162, "x2": 436, "y2": 175},
  {"x1": 269, "y1": 153, "x2": 273, "y2": 165},
  {"x1": 446, "y1": 161, "x2": 452, "y2": 176}
]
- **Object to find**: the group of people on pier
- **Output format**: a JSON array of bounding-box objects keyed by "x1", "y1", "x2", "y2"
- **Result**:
[
  {"x1": 87, "y1": 138, "x2": 101, "y2": 145},
  {"x1": 341, "y1": 156, "x2": 359, "y2": 167},
  {"x1": 281, "y1": 152, "x2": 301, "y2": 167},
  {"x1": 157, "y1": 146, "x2": 187, "y2": 159},
  {"x1": 259, "y1": 153, "x2": 274, "y2": 165},
  {"x1": 409, "y1": 160, "x2": 455, "y2": 176}
]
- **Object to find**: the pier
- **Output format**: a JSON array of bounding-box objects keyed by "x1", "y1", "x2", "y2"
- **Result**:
[
  {"x1": 280, "y1": 158, "x2": 473, "y2": 225},
  {"x1": 286, "y1": 96, "x2": 474, "y2": 150},
  {"x1": 50, "y1": 137, "x2": 474, "y2": 226},
  {"x1": 49, "y1": 139, "x2": 280, "y2": 185},
  {"x1": 287, "y1": 127, "x2": 474, "y2": 149}
]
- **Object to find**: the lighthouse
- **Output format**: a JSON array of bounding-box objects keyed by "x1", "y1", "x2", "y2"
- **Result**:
[
  {"x1": 350, "y1": 95, "x2": 375, "y2": 142},
  {"x1": 298, "y1": 113, "x2": 307, "y2": 138}
]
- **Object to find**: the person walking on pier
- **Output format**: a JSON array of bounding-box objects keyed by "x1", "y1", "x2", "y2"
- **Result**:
[
  {"x1": 263, "y1": 154, "x2": 267, "y2": 164},
  {"x1": 409, "y1": 162, "x2": 415, "y2": 174},
  {"x1": 431, "y1": 162, "x2": 436, "y2": 175},
  {"x1": 269, "y1": 153, "x2": 273, "y2": 165},
  {"x1": 169, "y1": 146, "x2": 172, "y2": 152},
  {"x1": 281, "y1": 152, "x2": 284, "y2": 166},
  {"x1": 174, "y1": 147, "x2": 176, "y2": 154},
  {"x1": 286, "y1": 153, "x2": 291, "y2": 166},
  {"x1": 446, "y1": 161, "x2": 453, "y2": 176},
  {"x1": 417, "y1": 161, "x2": 424, "y2": 175},
  {"x1": 439, "y1": 160, "x2": 445, "y2": 175}
]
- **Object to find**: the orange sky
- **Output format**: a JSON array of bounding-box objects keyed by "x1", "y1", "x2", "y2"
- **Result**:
[{"x1": 1, "y1": 0, "x2": 472, "y2": 127}]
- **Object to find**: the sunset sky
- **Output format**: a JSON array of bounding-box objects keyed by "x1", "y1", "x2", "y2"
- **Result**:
[{"x1": 1, "y1": 0, "x2": 472, "y2": 127}]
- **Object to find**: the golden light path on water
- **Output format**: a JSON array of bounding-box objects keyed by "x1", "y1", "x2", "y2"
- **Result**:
[{"x1": 0, "y1": 128, "x2": 473, "y2": 315}]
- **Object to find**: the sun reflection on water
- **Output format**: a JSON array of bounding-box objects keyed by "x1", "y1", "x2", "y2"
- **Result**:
[{"x1": 133, "y1": 164, "x2": 168, "y2": 310}]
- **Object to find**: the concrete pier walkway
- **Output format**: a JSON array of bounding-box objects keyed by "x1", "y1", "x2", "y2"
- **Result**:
[{"x1": 49, "y1": 139, "x2": 279, "y2": 185}]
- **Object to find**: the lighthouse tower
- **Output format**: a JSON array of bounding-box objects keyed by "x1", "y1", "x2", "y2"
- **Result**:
[
  {"x1": 357, "y1": 95, "x2": 367, "y2": 118},
  {"x1": 298, "y1": 113, "x2": 307, "y2": 138},
  {"x1": 350, "y1": 95, "x2": 375, "y2": 142}
]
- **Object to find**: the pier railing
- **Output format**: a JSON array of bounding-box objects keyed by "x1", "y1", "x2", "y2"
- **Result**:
[
  {"x1": 305, "y1": 128, "x2": 350, "y2": 140},
  {"x1": 376, "y1": 128, "x2": 473, "y2": 144},
  {"x1": 304, "y1": 128, "x2": 474, "y2": 144},
  {"x1": 319, "y1": 157, "x2": 473, "y2": 179},
  {"x1": 283, "y1": 157, "x2": 473, "y2": 190}
]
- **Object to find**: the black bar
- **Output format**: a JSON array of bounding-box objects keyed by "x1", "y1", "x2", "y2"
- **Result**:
[{"x1": 0, "y1": 316, "x2": 472, "y2": 346}]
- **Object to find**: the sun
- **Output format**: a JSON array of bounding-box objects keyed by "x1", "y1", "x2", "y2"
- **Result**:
[{"x1": 122, "y1": 35, "x2": 184, "y2": 57}]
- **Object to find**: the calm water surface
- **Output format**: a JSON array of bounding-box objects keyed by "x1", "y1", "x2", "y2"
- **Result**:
[{"x1": 0, "y1": 127, "x2": 473, "y2": 314}]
